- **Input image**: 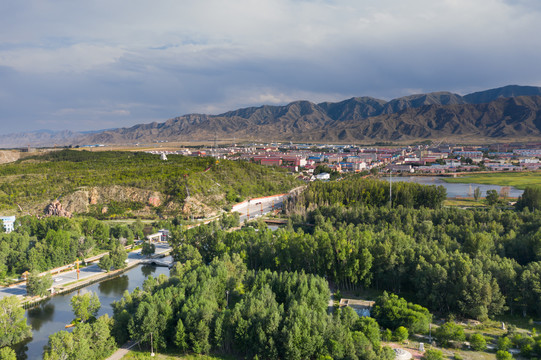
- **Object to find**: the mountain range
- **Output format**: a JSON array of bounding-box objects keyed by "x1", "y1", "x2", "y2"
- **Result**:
[{"x1": 3, "y1": 85, "x2": 541, "y2": 147}]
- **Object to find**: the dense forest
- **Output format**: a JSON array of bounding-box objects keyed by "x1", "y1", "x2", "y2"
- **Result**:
[
  {"x1": 165, "y1": 178, "x2": 541, "y2": 320},
  {"x1": 0, "y1": 150, "x2": 300, "y2": 215},
  {"x1": 110, "y1": 254, "x2": 398, "y2": 360}
]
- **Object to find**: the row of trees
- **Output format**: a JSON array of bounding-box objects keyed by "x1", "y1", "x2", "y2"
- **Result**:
[
  {"x1": 287, "y1": 177, "x2": 447, "y2": 210},
  {"x1": 0, "y1": 216, "x2": 142, "y2": 280}
]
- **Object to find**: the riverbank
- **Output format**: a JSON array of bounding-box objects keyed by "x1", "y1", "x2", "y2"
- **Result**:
[
  {"x1": 15, "y1": 244, "x2": 172, "y2": 309},
  {"x1": 441, "y1": 171, "x2": 541, "y2": 189},
  {"x1": 16, "y1": 262, "x2": 172, "y2": 360},
  {"x1": 21, "y1": 261, "x2": 141, "y2": 309}
]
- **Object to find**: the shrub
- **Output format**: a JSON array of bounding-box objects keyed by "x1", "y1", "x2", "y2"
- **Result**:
[
  {"x1": 422, "y1": 349, "x2": 444, "y2": 360},
  {"x1": 469, "y1": 333, "x2": 487, "y2": 351},
  {"x1": 497, "y1": 336, "x2": 512, "y2": 351},
  {"x1": 382, "y1": 329, "x2": 393, "y2": 341},
  {"x1": 435, "y1": 322, "x2": 465, "y2": 347},
  {"x1": 496, "y1": 350, "x2": 513, "y2": 360},
  {"x1": 394, "y1": 326, "x2": 409, "y2": 342}
]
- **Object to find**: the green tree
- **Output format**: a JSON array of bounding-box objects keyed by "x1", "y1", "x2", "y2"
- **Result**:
[
  {"x1": 141, "y1": 242, "x2": 156, "y2": 257},
  {"x1": 497, "y1": 336, "x2": 512, "y2": 351},
  {"x1": 474, "y1": 187, "x2": 481, "y2": 201},
  {"x1": 98, "y1": 254, "x2": 113, "y2": 272},
  {"x1": 486, "y1": 189, "x2": 499, "y2": 205},
  {"x1": 372, "y1": 292, "x2": 432, "y2": 333},
  {"x1": 43, "y1": 315, "x2": 115, "y2": 360},
  {"x1": 434, "y1": 322, "x2": 465, "y2": 347},
  {"x1": 394, "y1": 326, "x2": 409, "y2": 342},
  {"x1": 174, "y1": 318, "x2": 188, "y2": 351},
  {"x1": 110, "y1": 245, "x2": 127, "y2": 270},
  {"x1": 0, "y1": 296, "x2": 32, "y2": 347},
  {"x1": 516, "y1": 186, "x2": 541, "y2": 211},
  {"x1": 422, "y1": 349, "x2": 444, "y2": 360},
  {"x1": 470, "y1": 333, "x2": 487, "y2": 351},
  {"x1": 26, "y1": 271, "x2": 52, "y2": 297},
  {"x1": 43, "y1": 331, "x2": 75, "y2": 360},
  {"x1": 70, "y1": 292, "x2": 101, "y2": 322},
  {"x1": 354, "y1": 316, "x2": 382, "y2": 348},
  {"x1": 0, "y1": 347, "x2": 16, "y2": 360}
]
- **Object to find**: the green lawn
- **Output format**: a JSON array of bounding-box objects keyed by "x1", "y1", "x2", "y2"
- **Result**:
[
  {"x1": 444, "y1": 198, "x2": 487, "y2": 207},
  {"x1": 442, "y1": 172, "x2": 541, "y2": 189}
]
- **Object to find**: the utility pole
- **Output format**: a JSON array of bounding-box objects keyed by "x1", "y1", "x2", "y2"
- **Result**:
[
  {"x1": 389, "y1": 171, "x2": 392, "y2": 208},
  {"x1": 151, "y1": 332, "x2": 155, "y2": 357}
]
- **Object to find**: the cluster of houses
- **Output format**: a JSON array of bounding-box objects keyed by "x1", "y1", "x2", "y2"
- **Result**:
[{"x1": 146, "y1": 143, "x2": 541, "y2": 178}]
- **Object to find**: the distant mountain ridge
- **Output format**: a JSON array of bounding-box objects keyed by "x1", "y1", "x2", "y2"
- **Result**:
[{"x1": 2, "y1": 85, "x2": 541, "y2": 147}]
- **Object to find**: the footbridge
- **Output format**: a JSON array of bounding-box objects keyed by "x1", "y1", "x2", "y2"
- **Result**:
[{"x1": 139, "y1": 256, "x2": 174, "y2": 268}]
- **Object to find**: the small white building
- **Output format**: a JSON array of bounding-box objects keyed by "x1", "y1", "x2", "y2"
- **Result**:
[
  {"x1": 0, "y1": 216, "x2": 16, "y2": 233},
  {"x1": 315, "y1": 172, "x2": 331, "y2": 180}
]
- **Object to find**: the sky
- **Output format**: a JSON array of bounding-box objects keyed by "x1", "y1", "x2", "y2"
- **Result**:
[{"x1": 1, "y1": 0, "x2": 541, "y2": 135}]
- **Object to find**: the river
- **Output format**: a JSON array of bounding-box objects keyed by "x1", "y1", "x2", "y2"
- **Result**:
[
  {"x1": 384, "y1": 176, "x2": 524, "y2": 198},
  {"x1": 15, "y1": 264, "x2": 170, "y2": 360}
]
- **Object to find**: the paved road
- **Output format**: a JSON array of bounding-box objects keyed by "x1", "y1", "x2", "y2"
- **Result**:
[
  {"x1": 0, "y1": 242, "x2": 171, "y2": 299},
  {"x1": 235, "y1": 195, "x2": 287, "y2": 223}
]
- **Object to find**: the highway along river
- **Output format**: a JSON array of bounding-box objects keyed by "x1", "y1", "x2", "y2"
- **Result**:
[{"x1": 14, "y1": 264, "x2": 170, "y2": 360}]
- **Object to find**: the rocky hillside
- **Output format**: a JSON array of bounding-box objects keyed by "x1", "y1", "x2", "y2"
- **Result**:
[
  {"x1": 0, "y1": 150, "x2": 301, "y2": 218},
  {"x1": 77, "y1": 85, "x2": 541, "y2": 144},
  {"x1": 2, "y1": 85, "x2": 541, "y2": 147}
]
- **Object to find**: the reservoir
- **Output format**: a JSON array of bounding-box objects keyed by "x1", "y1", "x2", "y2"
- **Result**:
[
  {"x1": 385, "y1": 176, "x2": 524, "y2": 198},
  {"x1": 15, "y1": 264, "x2": 170, "y2": 360}
]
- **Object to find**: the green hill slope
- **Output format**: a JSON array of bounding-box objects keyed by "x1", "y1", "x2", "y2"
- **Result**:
[{"x1": 0, "y1": 150, "x2": 301, "y2": 218}]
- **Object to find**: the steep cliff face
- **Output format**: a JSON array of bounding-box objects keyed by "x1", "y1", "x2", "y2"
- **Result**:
[
  {"x1": 0, "y1": 151, "x2": 20, "y2": 164},
  {"x1": 48, "y1": 186, "x2": 222, "y2": 218},
  {"x1": 61, "y1": 186, "x2": 164, "y2": 214}
]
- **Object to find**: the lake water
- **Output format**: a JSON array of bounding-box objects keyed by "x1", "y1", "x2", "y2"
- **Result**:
[
  {"x1": 385, "y1": 176, "x2": 524, "y2": 198},
  {"x1": 14, "y1": 264, "x2": 170, "y2": 360}
]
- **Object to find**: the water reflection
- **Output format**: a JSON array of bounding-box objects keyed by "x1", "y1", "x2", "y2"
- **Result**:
[
  {"x1": 387, "y1": 176, "x2": 524, "y2": 198},
  {"x1": 98, "y1": 274, "x2": 129, "y2": 296},
  {"x1": 27, "y1": 301, "x2": 55, "y2": 331},
  {"x1": 14, "y1": 340, "x2": 29, "y2": 360},
  {"x1": 141, "y1": 265, "x2": 157, "y2": 277}
]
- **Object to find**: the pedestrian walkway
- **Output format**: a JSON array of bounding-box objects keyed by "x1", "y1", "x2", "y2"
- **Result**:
[{"x1": 106, "y1": 340, "x2": 138, "y2": 360}]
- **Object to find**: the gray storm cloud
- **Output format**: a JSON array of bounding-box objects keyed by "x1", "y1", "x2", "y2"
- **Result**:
[{"x1": 0, "y1": 0, "x2": 540, "y2": 134}]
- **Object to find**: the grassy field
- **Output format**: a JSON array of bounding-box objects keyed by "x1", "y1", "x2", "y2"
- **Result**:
[
  {"x1": 442, "y1": 172, "x2": 541, "y2": 189},
  {"x1": 444, "y1": 198, "x2": 487, "y2": 207}
]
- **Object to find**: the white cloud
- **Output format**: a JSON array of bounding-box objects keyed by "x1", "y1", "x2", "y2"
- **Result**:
[{"x1": 0, "y1": 44, "x2": 125, "y2": 73}]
